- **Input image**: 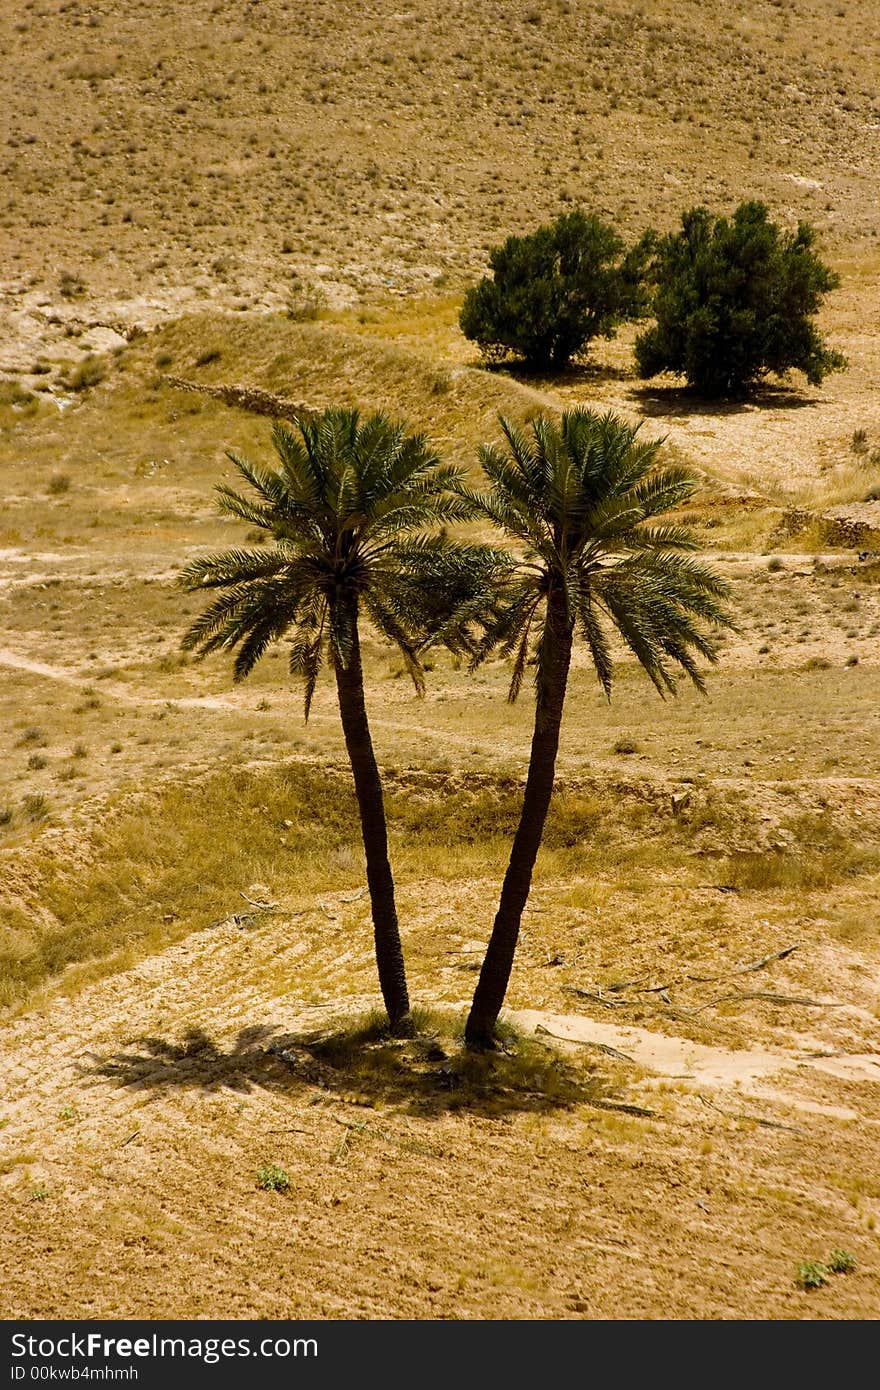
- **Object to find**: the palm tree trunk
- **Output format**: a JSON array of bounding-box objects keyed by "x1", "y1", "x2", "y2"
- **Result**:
[
  {"x1": 332, "y1": 617, "x2": 413, "y2": 1036},
  {"x1": 465, "y1": 596, "x2": 573, "y2": 1049}
]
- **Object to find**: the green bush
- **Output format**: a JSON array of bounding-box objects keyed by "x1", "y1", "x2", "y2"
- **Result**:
[
  {"x1": 459, "y1": 210, "x2": 649, "y2": 370},
  {"x1": 256, "y1": 1164, "x2": 290, "y2": 1192},
  {"x1": 635, "y1": 201, "x2": 846, "y2": 398},
  {"x1": 828, "y1": 1249, "x2": 856, "y2": 1274},
  {"x1": 794, "y1": 1260, "x2": 828, "y2": 1291}
]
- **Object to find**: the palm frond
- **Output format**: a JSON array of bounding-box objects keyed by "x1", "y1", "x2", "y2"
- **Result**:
[
  {"x1": 271, "y1": 421, "x2": 326, "y2": 515},
  {"x1": 360, "y1": 493, "x2": 474, "y2": 547},
  {"x1": 470, "y1": 407, "x2": 735, "y2": 704},
  {"x1": 624, "y1": 522, "x2": 702, "y2": 552},
  {"x1": 213, "y1": 485, "x2": 278, "y2": 531},
  {"x1": 455, "y1": 477, "x2": 546, "y2": 551},
  {"x1": 507, "y1": 606, "x2": 538, "y2": 703},
  {"x1": 609, "y1": 550, "x2": 733, "y2": 623},
  {"x1": 575, "y1": 583, "x2": 614, "y2": 697},
  {"x1": 178, "y1": 546, "x2": 293, "y2": 592},
  {"x1": 467, "y1": 580, "x2": 542, "y2": 673},
  {"x1": 232, "y1": 616, "x2": 285, "y2": 681},
  {"x1": 363, "y1": 591, "x2": 426, "y2": 696},
  {"x1": 328, "y1": 594, "x2": 357, "y2": 671},
  {"x1": 288, "y1": 601, "x2": 327, "y2": 719},
  {"x1": 226, "y1": 451, "x2": 293, "y2": 511},
  {"x1": 625, "y1": 465, "x2": 699, "y2": 519}
]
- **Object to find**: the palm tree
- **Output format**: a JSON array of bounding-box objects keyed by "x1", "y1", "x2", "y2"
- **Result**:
[
  {"x1": 460, "y1": 408, "x2": 734, "y2": 1049},
  {"x1": 178, "y1": 407, "x2": 482, "y2": 1036}
]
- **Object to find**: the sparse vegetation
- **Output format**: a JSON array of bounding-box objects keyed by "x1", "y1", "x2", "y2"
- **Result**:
[
  {"x1": 0, "y1": 763, "x2": 617, "y2": 1010},
  {"x1": 0, "y1": 380, "x2": 37, "y2": 409},
  {"x1": 794, "y1": 1249, "x2": 857, "y2": 1288},
  {"x1": 851, "y1": 428, "x2": 869, "y2": 456},
  {"x1": 23, "y1": 792, "x2": 49, "y2": 821},
  {"x1": 828, "y1": 1249, "x2": 857, "y2": 1274},
  {"x1": 795, "y1": 1260, "x2": 829, "y2": 1290},
  {"x1": 285, "y1": 281, "x2": 327, "y2": 322},
  {"x1": 62, "y1": 357, "x2": 107, "y2": 394},
  {"x1": 613, "y1": 737, "x2": 639, "y2": 755},
  {"x1": 256, "y1": 1164, "x2": 290, "y2": 1192},
  {"x1": 58, "y1": 270, "x2": 86, "y2": 300}
]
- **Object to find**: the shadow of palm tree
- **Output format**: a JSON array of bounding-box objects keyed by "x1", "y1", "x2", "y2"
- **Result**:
[
  {"x1": 82, "y1": 1025, "x2": 288, "y2": 1095},
  {"x1": 82, "y1": 1017, "x2": 625, "y2": 1120}
]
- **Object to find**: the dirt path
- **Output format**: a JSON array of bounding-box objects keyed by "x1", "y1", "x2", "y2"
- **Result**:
[
  {"x1": 515, "y1": 1010, "x2": 880, "y2": 1120},
  {"x1": 0, "y1": 643, "x2": 513, "y2": 751}
]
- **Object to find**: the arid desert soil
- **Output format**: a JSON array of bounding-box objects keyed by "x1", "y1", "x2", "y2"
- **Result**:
[{"x1": 1, "y1": 0, "x2": 879, "y2": 1322}]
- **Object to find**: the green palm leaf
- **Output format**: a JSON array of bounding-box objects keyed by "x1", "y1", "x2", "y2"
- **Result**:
[
  {"x1": 180, "y1": 407, "x2": 504, "y2": 707},
  {"x1": 463, "y1": 407, "x2": 733, "y2": 699}
]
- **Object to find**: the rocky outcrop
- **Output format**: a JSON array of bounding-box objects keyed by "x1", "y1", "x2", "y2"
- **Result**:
[
  {"x1": 164, "y1": 376, "x2": 313, "y2": 421},
  {"x1": 779, "y1": 503, "x2": 880, "y2": 549}
]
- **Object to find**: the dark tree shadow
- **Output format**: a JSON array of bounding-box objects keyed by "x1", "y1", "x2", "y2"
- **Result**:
[
  {"x1": 80, "y1": 1017, "x2": 628, "y2": 1121},
  {"x1": 82, "y1": 1025, "x2": 284, "y2": 1095},
  {"x1": 459, "y1": 353, "x2": 632, "y2": 391},
  {"x1": 499, "y1": 359, "x2": 632, "y2": 390},
  {"x1": 629, "y1": 382, "x2": 826, "y2": 419}
]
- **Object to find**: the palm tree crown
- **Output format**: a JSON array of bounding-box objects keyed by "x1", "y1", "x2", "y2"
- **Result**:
[
  {"x1": 179, "y1": 407, "x2": 476, "y2": 707},
  {"x1": 463, "y1": 408, "x2": 731, "y2": 697}
]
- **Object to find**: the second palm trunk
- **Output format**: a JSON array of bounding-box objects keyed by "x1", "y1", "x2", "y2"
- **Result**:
[{"x1": 465, "y1": 602, "x2": 573, "y2": 1049}]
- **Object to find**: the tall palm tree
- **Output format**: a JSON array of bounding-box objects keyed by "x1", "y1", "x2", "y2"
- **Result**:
[
  {"x1": 459, "y1": 408, "x2": 734, "y2": 1049},
  {"x1": 178, "y1": 407, "x2": 482, "y2": 1036}
]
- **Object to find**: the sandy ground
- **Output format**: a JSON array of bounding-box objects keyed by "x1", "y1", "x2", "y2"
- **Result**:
[
  {"x1": 1, "y1": 888, "x2": 879, "y2": 1321},
  {"x1": 2, "y1": 0, "x2": 880, "y2": 1321}
]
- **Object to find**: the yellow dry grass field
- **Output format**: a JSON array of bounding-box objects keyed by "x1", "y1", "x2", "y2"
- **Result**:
[{"x1": 1, "y1": 0, "x2": 879, "y2": 1322}]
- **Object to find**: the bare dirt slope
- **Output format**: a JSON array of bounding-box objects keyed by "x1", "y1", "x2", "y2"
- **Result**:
[
  {"x1": 2, "y1": 0, "x2": 880, "y2": 363},
  {"x1": 2, "y1": 0, "x2": 880, "y2": 1323},
  {"x1": 2, "y1": 875, "x2": 879, "y2": 1321}
]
